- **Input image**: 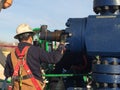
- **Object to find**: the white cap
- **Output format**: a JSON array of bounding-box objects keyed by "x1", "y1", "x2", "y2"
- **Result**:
[{"x1": 14, "y1": 24, "x2": 34, "y2": 39}]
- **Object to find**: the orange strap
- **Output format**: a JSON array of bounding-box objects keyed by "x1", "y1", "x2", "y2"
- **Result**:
[{"x1": 13, "y1": 46, "x2": 42, "y2": 90}]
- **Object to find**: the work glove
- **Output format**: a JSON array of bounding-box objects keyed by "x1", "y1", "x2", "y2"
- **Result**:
[
  {"x1": 58, "y1": 44, "x2": 66, "y2": 54},
  {"x1": 60, "y1": 34, "x2": 67, "y2": 44},
  {"x1": 59, "y1": 35, "x2": 66, "y2": 54}
]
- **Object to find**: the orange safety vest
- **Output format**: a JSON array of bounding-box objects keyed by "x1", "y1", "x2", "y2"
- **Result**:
[{"x1": 11, "y1": 46, "x2": 43, "y2": 90}]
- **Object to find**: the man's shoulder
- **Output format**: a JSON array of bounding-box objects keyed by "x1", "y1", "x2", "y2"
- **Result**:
[{"x1": 29, "y1": 45, "x2": 41, "y2": 51}]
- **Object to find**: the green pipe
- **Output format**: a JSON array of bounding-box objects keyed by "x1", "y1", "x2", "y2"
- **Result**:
[
  {"x1": 0, "y1": 74, "x2": 91, "y2": 83},
  {"x1": 43, "y1": 74, "x2": 91, "y2": 77},
  {"x1": 45, "y1": 41, "x2": 49, "y2": 52},
  {"x1": 0, "y1": 79, "x2": 11, "y2": 83},
  {"x1": 33, "y1": 28, "x2": 40, "y2": 31}
]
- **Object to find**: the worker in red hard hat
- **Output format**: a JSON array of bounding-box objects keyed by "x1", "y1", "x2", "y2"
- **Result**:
[{"x1": 4, "y1": 24, "x2": 66, "y2": 90}]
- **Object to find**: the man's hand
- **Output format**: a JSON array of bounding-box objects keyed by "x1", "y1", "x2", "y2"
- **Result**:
[
  {"x1": 60, "y1": 34, "x2": 67, "y2": 44},
  {"x1": 58, "y1": 43, "x2": 66, "y2": 54}
]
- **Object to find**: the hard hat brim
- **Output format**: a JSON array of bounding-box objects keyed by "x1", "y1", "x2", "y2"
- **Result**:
[{"x1": 14, "y1": 31, "x2": 34, "y2": 39}]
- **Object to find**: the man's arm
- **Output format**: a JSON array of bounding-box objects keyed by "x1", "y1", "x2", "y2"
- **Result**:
[
  {"x1": 39, "y1": 44, "x2": 66, "y2": 64},
  {"x1": 4, "y1": 54, "x2": 13, "y2": 78}
]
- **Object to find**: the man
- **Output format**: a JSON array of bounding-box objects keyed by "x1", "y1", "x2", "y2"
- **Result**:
[{"x1": 4, "y1": 24, "x2": 66, "y2": 90}]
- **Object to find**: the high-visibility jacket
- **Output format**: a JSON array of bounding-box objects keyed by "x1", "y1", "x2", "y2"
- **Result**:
[{"x1": 11, "y1": 46, "x2": 43, "y2": 90}]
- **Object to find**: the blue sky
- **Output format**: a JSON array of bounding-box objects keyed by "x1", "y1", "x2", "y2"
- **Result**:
[{"x1": 0, "y1": 0, "x2": 95, "y2": 43}]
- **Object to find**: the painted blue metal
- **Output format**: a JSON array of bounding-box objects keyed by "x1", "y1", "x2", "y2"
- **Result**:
[
  {"x1": 97, "y1": 88, "x2": 120, "y2": 90},
  {"x1": 92, "y1": 73, "x2": 120, "y2": 83},
  {"x1": 65, "y1": 18, "x2": 86, "y2": 53},
  {"x1": 64, "y1": 1, "x2": 120, "y2": 88},
  {"x1": 85, "y1": 15, "x2": 120, "y2": 56},
  {"x1": 94, "y1": 0, "x2": 120, "y2": 7},
  {"x1": 92, "y1": 64, "x2": 120, "y2": 74},
  {"x1": 65, "y1": 15, "x2": 120, "y2": 56},
  {"x1": 92, "y1": 58, "x2": 120, "y2": 89}
]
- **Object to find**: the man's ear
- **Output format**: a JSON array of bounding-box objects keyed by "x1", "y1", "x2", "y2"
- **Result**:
[{"x1": 29, "y1": 36, "x2": 33, "y2": 43}]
